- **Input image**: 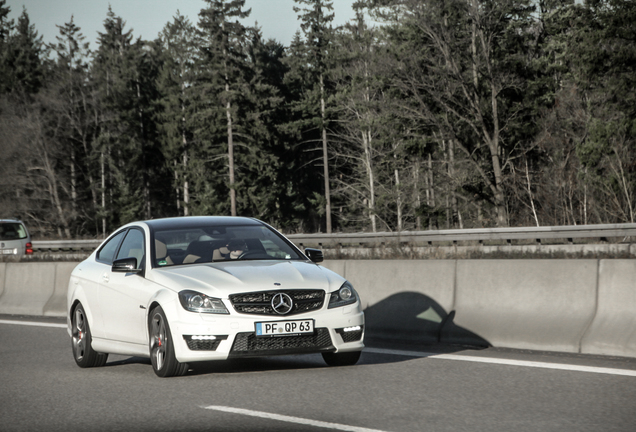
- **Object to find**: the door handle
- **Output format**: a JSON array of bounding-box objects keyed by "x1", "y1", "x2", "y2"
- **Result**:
[{"x1": 102, "y1": 273, "x2": 109, "y2": 283}]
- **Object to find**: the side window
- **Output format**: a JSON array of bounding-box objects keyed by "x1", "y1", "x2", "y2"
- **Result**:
[
  {"x1": 97, "y1": 231, "x2": 126, "y2": 265},
  {"x1": 115, "y1": 229, "x2": 145, "y2": 269}
]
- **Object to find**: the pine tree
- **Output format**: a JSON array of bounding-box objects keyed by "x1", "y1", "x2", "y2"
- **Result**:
[
  {"x1": 47, "y1": 16, "x2": 99, "y2": 232},
  {"x1": 8, "y1": 7, "x2": 44, "y2": 94},
  {"x1": 157, "y1": 12, "x2": 200, "y2": 216},
  {"x1": 330, "y1": 3, "x2": 388, "y2": 232},
  {"x1": 92, "y1": 7, "x2": 162, "y2": 230},
  {"x1": 374, "y1": 0, "x2": 537, "y2": 227},
  {"x1": 281, "y1": 32, "x2": 326, "y2": 231},
  {"x1": 292, "y1": 0, "x2": 336, "y2": 232},
  {"x1": 239, "y1": 27, "x2": 285, "y2": 222},
  {"x1": 197, "y1": 0, "x2": 252, "y2": 216},
  {"x1": 569, "y1": 0, "x2": 636, "y2": 223},
  {"x1": 0, "y1": 0, "x2": 14, "y2": 94}
]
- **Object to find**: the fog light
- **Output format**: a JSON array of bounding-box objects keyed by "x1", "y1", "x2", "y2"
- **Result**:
[
  {"x1": 335, "y1": 325, "x2": 364, "y2": 342},
  {"x1": 191, "y1": 335, "x2": 217, "y2": 341}
]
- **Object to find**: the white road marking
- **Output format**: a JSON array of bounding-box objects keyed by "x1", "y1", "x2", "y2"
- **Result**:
[
  {"x1": 365, "y1": 347, "x2": 636, "y2": 377},
  {"x1": 202, "y1": 405, "x2": 389, "y2": 432},
  {"x1": 3, "y1": 320, "x2": 634, "y2": 378},
  {"x1": 0, "y1": 319, "x2": 66, "y2": 329}
]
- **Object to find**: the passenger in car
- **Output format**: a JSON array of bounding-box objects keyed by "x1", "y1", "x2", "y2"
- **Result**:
[
  {"x1": 155, "y1": 239, "x2": 174, "y2": 266},
  {"x1": 212, "y1": 245, "x2": 229, "y2": 260},
  {"x1": 226, "y1": 239, "x2": 247, "y2": 259}
]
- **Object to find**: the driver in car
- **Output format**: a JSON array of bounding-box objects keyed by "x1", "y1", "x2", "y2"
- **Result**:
[{"x1": 227, "y1": 239, "x2": 248, "y2": 259}]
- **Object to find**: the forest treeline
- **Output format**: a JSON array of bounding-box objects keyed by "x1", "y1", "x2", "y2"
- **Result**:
[{"x1": 0, "y1": 0, "x2": 634, "y2": 239}]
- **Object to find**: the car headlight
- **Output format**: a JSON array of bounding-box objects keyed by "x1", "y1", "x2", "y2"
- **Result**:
[
  {"x1": 328, "y1": 281, "x2": 358, "y2": 309},
  {"x1": 179, "y1": 290, "x2": 229, "y2": 314}
]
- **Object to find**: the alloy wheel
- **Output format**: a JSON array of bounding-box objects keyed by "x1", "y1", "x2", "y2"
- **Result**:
[
  {"x1": 150, "y1": 311, "x2": 167, "y2": 371},
  {"x1": 72, "y1": 308, "x2": 86, "y2": 361}
]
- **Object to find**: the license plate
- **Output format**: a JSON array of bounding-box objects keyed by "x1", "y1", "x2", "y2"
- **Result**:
[
  {"x1": 255, "y1": 319, "x2": 314, "y2": 337},
  {"x1": 1, "y1": 248, "x2": 17, "y2": 255}
]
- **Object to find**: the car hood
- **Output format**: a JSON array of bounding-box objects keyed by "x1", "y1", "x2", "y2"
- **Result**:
[{"x1": 149, "y1": 260, "x2": 345, "y2": 297}]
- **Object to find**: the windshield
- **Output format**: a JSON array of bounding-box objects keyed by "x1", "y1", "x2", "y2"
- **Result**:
[
  {"x1": 0, "y1": 222, "x2": 28, "y2": 240},
  {"x1": 153, "y1": 224, "x2": 303, "y2": 267}
]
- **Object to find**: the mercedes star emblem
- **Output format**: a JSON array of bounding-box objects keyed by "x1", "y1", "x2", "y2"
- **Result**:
[{"x1": 271, "y1": 292, "x2": 293, "y2": 315}]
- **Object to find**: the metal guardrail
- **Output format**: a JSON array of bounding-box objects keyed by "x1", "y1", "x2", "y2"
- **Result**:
[
  {"x1": 31, "y1": 223, "x2": 636, "y2": 252},
  {"x1": 287, "y1": 223, "x2": 636, "y2": 246},
  {"x1": 32, "y1": 239, "x2": 103, "y2": 251}
]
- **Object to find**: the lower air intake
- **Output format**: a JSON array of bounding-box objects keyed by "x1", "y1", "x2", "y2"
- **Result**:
[{"x1": 229, "y1": 328, "x2": 334, "y2": 357}]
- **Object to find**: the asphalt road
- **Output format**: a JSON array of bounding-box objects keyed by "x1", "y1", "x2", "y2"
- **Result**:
[{"x1": 1, "y1": 315, "x2": 636, "y2": 432}]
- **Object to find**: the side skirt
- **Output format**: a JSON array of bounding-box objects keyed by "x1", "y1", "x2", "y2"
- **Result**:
[{"x1": 91, "y1": 337, "x2": 149, "y2": 358}]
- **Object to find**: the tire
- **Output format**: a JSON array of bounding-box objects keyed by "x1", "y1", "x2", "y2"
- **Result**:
[
  {"x1": 149, "y1": 306, "x2": 188, "y2": 378},
  {"x1": 322, "y1": 350, "x2": 361, "y2": 367},
  {"x1": 71, "y1": 303, "x2": 108, "y2": 368}
]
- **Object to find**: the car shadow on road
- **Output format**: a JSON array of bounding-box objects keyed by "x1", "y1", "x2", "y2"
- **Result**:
[
  {"x1": 363, "y1": 291, "x2": 490, "y2": 348},
  {"x1": 103, "y1": 343, "x2": 486, "y2": 376},
  {"x1": 104, "y1": 292, "x2": 490, "y2": 376}
]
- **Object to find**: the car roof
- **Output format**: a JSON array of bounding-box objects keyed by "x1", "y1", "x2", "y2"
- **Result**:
[{"x1": 144, "y1": 216, "x2": 263, "y2": 231}]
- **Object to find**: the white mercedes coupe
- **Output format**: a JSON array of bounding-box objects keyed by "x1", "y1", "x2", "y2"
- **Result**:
[{"x1": 67, "y1": 216, "x2": 365, "y2": 377}]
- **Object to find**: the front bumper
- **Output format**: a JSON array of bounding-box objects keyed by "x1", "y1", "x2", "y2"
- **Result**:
[{"x1": 166, "y1": 301, "x2": 365, "y2": 363}]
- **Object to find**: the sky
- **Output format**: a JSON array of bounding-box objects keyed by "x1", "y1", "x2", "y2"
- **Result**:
[{"x1": 4, "y1": 0, "x2": 358, "y2": 49}]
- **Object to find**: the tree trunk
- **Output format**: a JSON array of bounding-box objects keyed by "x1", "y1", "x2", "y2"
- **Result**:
[
  {"x1": 101, "y1": 151, "x2": 106, "y2": 238},
  {"x1": 363, "y1": 129, "x2": 376, "y2": 232},
  {"x1": 137, "y1": 81, "x2": 151, "y2": 220},
  {"x1": 183, "y1": 148, "x2": 189, "y2": 216},
  {"x1": 320, "y1": 73, "x2": 331, "y2": 233},
  {"x1": 71, "y1": 147, "x2": 76, "y2": 216},
  {"x1": 174, "y1": 159, "x2": 180, "y2": 213},
  {"x1": 181, "y1": 83, "x2": 189, "y2": 216},
  {"x1": 394, "y1": 152, "x2": 402, "y2": 231},
  {"x1": 42, "y1": 147, "x2": 71, "y2": 238},
  {"x1": 227, "y1": 93, "x2": 236, "y2": 217}
]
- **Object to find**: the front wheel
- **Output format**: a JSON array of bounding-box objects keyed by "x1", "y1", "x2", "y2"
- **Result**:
[
  {"x1": 322, "y1": 350, "x2": 361, "y2": 367},
  {"x1": 149, "y1": 306, "x2": 188, "y2": 377},
  {"x1": 71, "y1": 303, "x2": 108, "y2": 368}
]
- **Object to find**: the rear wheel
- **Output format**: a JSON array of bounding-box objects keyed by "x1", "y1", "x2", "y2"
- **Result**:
[
  {"x1": 149, "y1": 306, "x2": 188, "y2": 377},
  {"x1": 322, "y1": 350, "x2": 361, "y2": 367},
  {"x1": 71, "y1": 303, "x2": 108, "y2": 368}
]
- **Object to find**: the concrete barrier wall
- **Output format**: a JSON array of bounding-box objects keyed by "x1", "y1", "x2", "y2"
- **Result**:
[
  {"x1": 43, "y1": 262, "x2": 77, "y2": 317},
  {"x1": 2, "y1": 260, "x2": 635, "y2": 358},
  {"x1": 0, "y1": 262, "x2": 75, "y2": 318},
  {"x1": 580, "y1": 260, "x2": 636, "y2": 357},
  {"x1": 326, "y1": 260, "x2": 456, "y2": 343},
  {"x1": 0, "y1": 262, "x2": 58, "y2": 316},
  {"x1": 0, "y1": 263, "x2": 5, "y2": 299},
  {"x1": 324, "y1": 259, "x2": 636, "y2": 358},
  {"x1": 440, "y1": 260, "x2": 598, "y2": 352}
]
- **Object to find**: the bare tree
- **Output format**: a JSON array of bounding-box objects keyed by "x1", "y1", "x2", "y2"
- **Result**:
[{"x1": 375, "y1": 0, "x2": 535, "y2": 227}]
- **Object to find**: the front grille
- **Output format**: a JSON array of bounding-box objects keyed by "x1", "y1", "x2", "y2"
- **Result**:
[
  {"x1": 229, "y1": 328, "x2": 334, "y2": 357},
  {"x1": 336, "y1": 326, "x2": 364, "y2": 343},
  {"x1": 183, "y1": 335, "x2": 228, "y2": 351},
  {"x1": 229, "y1": 289, "x2": 325, "y2": 316}
]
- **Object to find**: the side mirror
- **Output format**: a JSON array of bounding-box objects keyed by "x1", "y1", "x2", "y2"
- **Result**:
[
  {"x1": 304, "y1": 248, "x2": 324, "y2": 263},
  {"x1": 112, "y1": 257, "x2": 142, "y2": 273}
]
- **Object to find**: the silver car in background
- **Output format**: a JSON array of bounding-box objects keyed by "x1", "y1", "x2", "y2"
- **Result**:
[{"x1": 0, "y1": 219, "x2": 32, "y2": 256}]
